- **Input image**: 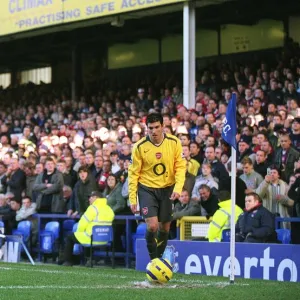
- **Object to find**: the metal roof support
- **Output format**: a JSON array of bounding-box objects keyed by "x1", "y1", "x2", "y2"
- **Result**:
[
  {"x1": 183, "y1": 0, "x2": 196, "y2": 110},
  {"x1": 71, "y1": 44, "x2": 82, "y2": 102}
]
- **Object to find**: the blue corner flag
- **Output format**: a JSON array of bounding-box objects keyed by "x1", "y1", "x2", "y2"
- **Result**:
[{"x1": 222, "y1": 93, "x2": 237, "y2": 149}]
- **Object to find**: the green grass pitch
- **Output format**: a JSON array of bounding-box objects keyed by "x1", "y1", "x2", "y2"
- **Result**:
[{"x1": 0, "y1": 262, "x2": 299, "y2": 300}]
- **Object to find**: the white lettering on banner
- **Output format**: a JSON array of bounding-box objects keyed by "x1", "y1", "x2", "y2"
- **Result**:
[
  {"x1": 185, "y1": 254, "x2": 201, "y2": 274},
  {"x1": 277, "y1": 259, "x2": 297, "y2": 282},
  {"x1": 222, "y1": 117, "x2": 231, "y2": 136},
  {"x1": 3, "y1": 242, "x2": 20, "y2": 263},
  {"x1": 203, "y1": 256, "x2": 221, "y2": 276},
  {"x1": 223, "y1": 257, "x2": 241, "y2": 277},
  {"x1": 260, "y1": 248, "x2": 275, "y2": 280},
  {"x1": 244, "y1": 257, "x2": 258, "y2": 279},
  {"x1": 184, "y1": 247, "x2": 298, "y2": 282}
]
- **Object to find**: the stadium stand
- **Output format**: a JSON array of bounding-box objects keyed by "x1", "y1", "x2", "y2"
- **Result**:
[{"x1": 0, "y1": 0, "x2": 300, "y2": 268}]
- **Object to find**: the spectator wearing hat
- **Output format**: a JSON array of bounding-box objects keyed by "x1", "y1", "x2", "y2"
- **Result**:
[
  {"x1": 254, "y1": 166, "x2": 294, "y2": 227},
  {"x1": 290, "y1": 117, "x2": 300, "y2": 151},
  {"x1": 274, "y1": 132, "x2": 300, "y2": 182},
  {"x1": 68, "y1": 166, "x2": 98, "y2": 217}
]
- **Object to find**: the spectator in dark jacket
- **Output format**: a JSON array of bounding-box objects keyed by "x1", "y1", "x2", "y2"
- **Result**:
[
  {"x1": 198, "y1": 184, "x2": 219, "y2": 217},
  {"x1": 274, "y1": 133, "x2": 300, "y2": 182},
  {"x1": 236, "y1": 192, "x2": 277, "y2": 243},
  {"x1": 288, "y1": 173, "x2": 300, "y2": 244},
  {"x1": 203, "y1": 146, "x2": 229, "y2": 191},
  {"x1": 23, "y1": 162, "x2": 37, "y2": 201},
  {"x1": 68, "y1": 166, "x2": 98, "y2": 217},
  {"x1": 33, "y1": 157, "x2": 64, "y2": 213},
  {"x1": 2, "y1": 158, "x2": 26, "y2": 202}
]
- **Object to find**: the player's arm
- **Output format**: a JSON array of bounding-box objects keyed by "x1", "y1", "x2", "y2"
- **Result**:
[
  {"x1": 128, "y1": 145, "x2": 142, "y2": 206},
  {"x1": 172, "y1": 140, "x2": 186, "y2": 195}
]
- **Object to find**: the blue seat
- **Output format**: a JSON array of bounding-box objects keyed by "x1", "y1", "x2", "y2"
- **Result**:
[
  {"x1": 72, "y1": 223, "x2": 83, "y2": 255},
  {"x1": 63, "y1": 220, "x2": 76, "y2": 244},
  {"x1": 221, "y1": 229, "x2": 231, "y2": 242},
  {"x1": 132, "y1": 222, "x2": 147, "y2": 254},
  {"x1": 0, "y1": 221, "x2": 5, "y2": 234},
  {"x1": 12, "y1": 221, "x2": 32, "y2": 251},
  {"x1": 276, "y1": 229, "x2": 291, "y2": 244},
  {"x1": 63, "y1": 220, "x2": 76, "y2": 236},
  {"x1": 39, "y1": 221, "x2": 60, "y2": 254},
  {"x1": 86, "y1": 225, "x2": 115, "y2": 268}
]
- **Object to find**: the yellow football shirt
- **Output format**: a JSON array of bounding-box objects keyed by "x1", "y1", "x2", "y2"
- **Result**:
[{"x1": 128, "y1": 133, "x2": 186, "y2": 205}]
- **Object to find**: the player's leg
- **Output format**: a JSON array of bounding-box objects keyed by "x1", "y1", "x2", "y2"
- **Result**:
[
  {"x1": 138, "y1": 184, "x2": 159, "y2": 259},
  {"x1": 156, "y1": 186, "x2": 173, "y2": 258},
  {"x1": 157, "y1": 221, "x2": 171, "y2": 258},
  {"x1": 145, "y1": 216, "x2": 159, "y2": 259}
]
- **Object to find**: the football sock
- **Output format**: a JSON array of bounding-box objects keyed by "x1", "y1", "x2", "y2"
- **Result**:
[
  {"x1": 157, "y1": 230, "x2": 169, "y2": 258},
  {"x1": 145, "y1": 230, "x2": 157, "y2": 259}
]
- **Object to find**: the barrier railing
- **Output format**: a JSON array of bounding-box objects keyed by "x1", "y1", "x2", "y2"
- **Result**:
[
  {"x1": 31, "y1": 214, "x2": 141, "y2": 268},
  {"x1": 275, "y1": 217, "x2": 300, "y2": 229}
]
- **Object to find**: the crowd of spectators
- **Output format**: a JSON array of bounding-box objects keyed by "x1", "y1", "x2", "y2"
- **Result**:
[{"x1": 0, "y1": 46, "x2": 300, "y2": 247}]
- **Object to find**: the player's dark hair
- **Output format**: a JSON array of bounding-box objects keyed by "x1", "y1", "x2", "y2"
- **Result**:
[{"x1": 146, "y1": 113, "x2": 163, "y2": 125}]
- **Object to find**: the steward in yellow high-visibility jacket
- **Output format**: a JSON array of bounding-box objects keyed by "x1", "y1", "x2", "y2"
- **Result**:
[
  {"x1": 61, "y1": 191, "x2": 114, "y2": 266},
  {"x1": 207, "y1": 191, "x2": 243, "y2": 242}
]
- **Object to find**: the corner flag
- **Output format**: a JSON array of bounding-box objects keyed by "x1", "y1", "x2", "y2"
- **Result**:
[
  {"x1": 222, "y1": 93, "x2": 237, "y2": 149},
  {"x1": 221, "y1": 93, "x2": 237, "y2": 284}
]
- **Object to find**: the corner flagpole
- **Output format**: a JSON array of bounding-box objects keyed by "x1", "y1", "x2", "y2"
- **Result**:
[
  {"x1": 230, "y1": 147, "x2": 236, "y2": 284},
  {"x1": 221, "y1": 93, "x2": 237, "y2": 284}
]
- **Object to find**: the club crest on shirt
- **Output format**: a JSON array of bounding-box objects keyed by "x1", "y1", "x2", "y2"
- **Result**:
[
  {"x1": 156, "y1": 152, "x2": 162, "y2": 159},
  {"x1": 142, "y1": 207, "x2": 148, "y2": 215}
]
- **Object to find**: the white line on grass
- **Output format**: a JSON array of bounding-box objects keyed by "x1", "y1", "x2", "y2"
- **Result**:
[{"x1": 0, "y1": 266, "x2": 249, "y2": 286}]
